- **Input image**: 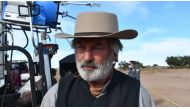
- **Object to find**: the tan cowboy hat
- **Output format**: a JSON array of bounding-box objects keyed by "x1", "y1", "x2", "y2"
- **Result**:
[{"x1": 55, "y1": 12, "x2": 138, "y2": 39}]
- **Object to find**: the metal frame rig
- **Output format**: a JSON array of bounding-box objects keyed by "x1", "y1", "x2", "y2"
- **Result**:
[{"x1": 0, "y1": 1, "x2": 100, "y2": 107}]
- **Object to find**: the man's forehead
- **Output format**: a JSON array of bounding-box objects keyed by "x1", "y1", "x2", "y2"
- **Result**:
[{"x1": 74, "y1": 38, "x2": 109, "y2": 44}]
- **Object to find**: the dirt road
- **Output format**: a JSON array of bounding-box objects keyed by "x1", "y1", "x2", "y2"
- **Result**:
[{"x1": 139, "y1": 68, "x2": 190, "y2": 107}]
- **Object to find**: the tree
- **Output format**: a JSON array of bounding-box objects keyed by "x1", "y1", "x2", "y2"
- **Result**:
[
  {"x1": 153, "y1": 64, "x2": 158, "y2": 67},
  {"x1": 182, "y1": 56, "x2": 190, "y2": 67},
  {"x1": 166, "y1": 56, "x2": 190, "y2": 67},
  {"x1": 135, "y1": 61, "x2": 143, "y2": 68},
  {"x1": 118, "y1": 61, "x2": 128, "y2": 70},
  {"x1": 166, "y1": 56, "x2": 180, "y2": 66},
  {"x1": 118, "y1": 60, "x2": 144, "y2": 69}
]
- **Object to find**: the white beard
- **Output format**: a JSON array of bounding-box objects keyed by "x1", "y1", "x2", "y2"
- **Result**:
[{"x1": 76, "y1": 55, "x2": 114, "y2": 82}]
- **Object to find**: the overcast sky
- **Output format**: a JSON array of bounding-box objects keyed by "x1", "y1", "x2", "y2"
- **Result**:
[{"x1": 9, "y1": 1, "x2": 190, "y2": 68}]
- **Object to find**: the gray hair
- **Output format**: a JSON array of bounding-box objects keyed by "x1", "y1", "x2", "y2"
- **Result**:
[
  {"x1": 108, "y1": 38, "x2": 123, "y2": 55},
  {"x1": 71, "y1": 38, "x2": 123, "y2": 55}
]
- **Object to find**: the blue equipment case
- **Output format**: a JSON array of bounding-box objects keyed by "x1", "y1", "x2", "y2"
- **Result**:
[{"x1": 2, "y1": 1, "x2": 60, "y2": 28}]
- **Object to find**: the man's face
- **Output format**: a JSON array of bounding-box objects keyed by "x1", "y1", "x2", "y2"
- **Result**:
[
  {"x1": 74, "y1": 38, "x2": 114, "y2": 82},
  {"x1": 128, "y1": 62, "x2": 134, "y2": 69}
]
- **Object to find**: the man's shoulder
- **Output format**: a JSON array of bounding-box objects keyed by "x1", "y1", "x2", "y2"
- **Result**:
[
  {"x1": 58, "y1": 74, "x2": 82, "y2": 89},
  {"x1": 59, "y1": 74, "x2": 81, "y2": 82},
  {"x1": 40, "y1": 83, "x2": 58, "y2": 107},
  {"x1": 114, "y1": 69, "x2": 139, "y2": 81},
  {"x1": 139, "y1": 85, "x2": 156, "y2": 106},
  {"x1": 113, "y1": 69, "x2": 140, "y2": 90}
]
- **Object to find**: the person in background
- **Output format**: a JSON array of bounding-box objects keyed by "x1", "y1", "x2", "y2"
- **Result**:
[
  {"x1": 59, "y1": 54, "x2": 78, "y2": 77},
  {"x1": 41, "y1": 12, "x2": 155, "y2": 107},
  {"x1": 128, "y1": 60, "x2": 141, "y2": 80},
  {"x1": 51, "y1": 68, "x2": 60, "y2": 85}
]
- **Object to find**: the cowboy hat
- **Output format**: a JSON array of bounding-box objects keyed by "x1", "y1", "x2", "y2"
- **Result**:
[{"x1": 55, "y1": 12, "x2": 138, "y2": 39}]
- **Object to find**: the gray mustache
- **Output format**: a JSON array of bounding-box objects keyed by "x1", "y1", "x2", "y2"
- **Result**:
[{"x1": 81, "y1": 61, "x2": 98, "y2": 68}]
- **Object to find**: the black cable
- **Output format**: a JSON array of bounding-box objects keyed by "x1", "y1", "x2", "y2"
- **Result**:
[
  {"x1": 0, "y1": 31, "x2": 14, "y2": 106},
  {"x1": 1, "y1": 49, "x2": 14, "y2": 107},
  {"x1": 1, "y1": 23, "x2": 12, "y2": 31},
  {"x1": 0, "y1": 29, "x2": 29, "y2": 49},
  {"x1": 0, "y1": 31, "x2": 14, "y2": 46},
  {"x1": 22, "y1": 30, "x2": 29, "y2": 48}
]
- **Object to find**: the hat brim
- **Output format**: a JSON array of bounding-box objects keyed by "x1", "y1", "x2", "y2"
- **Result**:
[{"x1": 54, "y1": 29, "x2": 138, "y2": 39}]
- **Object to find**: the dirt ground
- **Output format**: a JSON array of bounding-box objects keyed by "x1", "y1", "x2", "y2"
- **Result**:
[{"x1": 132, "y1": 68, "x2": 190, "y2": 107}]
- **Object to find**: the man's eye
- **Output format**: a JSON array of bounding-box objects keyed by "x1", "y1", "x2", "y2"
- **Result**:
[
  {"x1": 94, "y1": 47, "x2": 102, "y2": 50},
  {"x1": 76, "y1": 47, "x2": 84, "y2": 50},
  {"x1": 93, "y1": 47, "x2": 103, "y2": 51},
  {"x1": 76, "y1": 46, "x2": 84, "y2": 52}
]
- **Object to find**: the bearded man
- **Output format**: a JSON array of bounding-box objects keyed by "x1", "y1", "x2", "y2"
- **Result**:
[{"x1": 41, "y1": 12, "x2": 155, "y2": 107}]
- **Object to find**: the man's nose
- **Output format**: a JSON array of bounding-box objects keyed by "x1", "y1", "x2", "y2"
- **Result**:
[{"x1": 83, "y1": 50, "x2": 94, "y2": 62}]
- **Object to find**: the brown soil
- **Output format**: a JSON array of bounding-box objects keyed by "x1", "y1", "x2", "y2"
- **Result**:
[{"x1": 128, "y1": 68, "x2": 190, "y2": 107}]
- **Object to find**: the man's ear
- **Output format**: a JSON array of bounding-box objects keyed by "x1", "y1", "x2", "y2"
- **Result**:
[
  {"x1": 113, "y1": 52, "x2": 118, "y2": 62},
  {"x1": 112, "y1": 53, "x2": 118, "y2": 66}
]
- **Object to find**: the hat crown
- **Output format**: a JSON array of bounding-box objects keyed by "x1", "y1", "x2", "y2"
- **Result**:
[
  {"x1": 75, "y1": 12, "x2": 119, "y2": 35},
  {"x1": 54, "y1": 11, "x2": 138, "y2": 39}
]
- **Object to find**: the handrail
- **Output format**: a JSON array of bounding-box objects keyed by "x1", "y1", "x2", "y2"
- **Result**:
[{"x1": 0, "y1": 45, "x2": 37, "y2": 107}]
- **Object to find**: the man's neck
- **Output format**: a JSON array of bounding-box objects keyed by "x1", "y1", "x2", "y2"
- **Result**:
[
  {"x1": 87, "y1": 72, "x2": 113, "y2": 96},
  {"x1": 88, "y1": 77, "x2": 110, "y2": 88}
]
